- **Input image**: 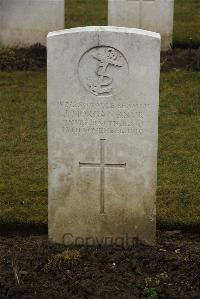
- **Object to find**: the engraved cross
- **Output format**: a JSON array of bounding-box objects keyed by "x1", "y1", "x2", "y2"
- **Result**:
[{"x1": 79, "y1": 139, "x2": 126, "y2": 214}]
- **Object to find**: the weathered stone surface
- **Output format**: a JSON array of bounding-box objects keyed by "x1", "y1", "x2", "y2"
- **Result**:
[
  {"x1": 0, "y1": 0, "x2": 64, "y2": 47},
  {"x1": 48, "y1": 26, "x2": 160, "y2": 246},
  {"x1": 108, "y1": 0, "x2": 174, "y2": 51}
]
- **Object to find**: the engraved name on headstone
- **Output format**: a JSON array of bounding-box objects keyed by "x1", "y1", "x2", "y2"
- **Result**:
[{"x1": 48, "y1": 27, "x2": 160, "y2": 245}]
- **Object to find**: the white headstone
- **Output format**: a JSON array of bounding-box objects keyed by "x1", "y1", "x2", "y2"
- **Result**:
[
  {"x1": 0, "y1": 0, "x2": 64, "y2": 47},
  {"x1": 108, "y1": 0, "x2": 174, "y2": 51},
  {"x1": 48, "y1": 26, "x2": 160, "y2": 246}
]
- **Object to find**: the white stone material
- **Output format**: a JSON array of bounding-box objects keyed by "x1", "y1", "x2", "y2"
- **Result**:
[
  {"x1": 108, "y1": 0, "x2": 174, "y2": 51},
  {"x1": 48, "y1": 26, "x2": 160, "y2": 246},
  {"x1": 0, "y1": 0, "x2": 64, "y2": 47}
]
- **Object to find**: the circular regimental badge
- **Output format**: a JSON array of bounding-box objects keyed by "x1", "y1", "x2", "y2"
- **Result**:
[{"x1": 78, "y1": 46, "x2": 129, "y2": 97}]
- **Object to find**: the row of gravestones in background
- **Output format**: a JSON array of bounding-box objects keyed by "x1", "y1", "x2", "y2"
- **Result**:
[
  {"x1": 0, "y1": 3, "x2": 198, "y2": 245},
  {"x1": 0, "y1": 0, "x2": 174, "y2": 51}
]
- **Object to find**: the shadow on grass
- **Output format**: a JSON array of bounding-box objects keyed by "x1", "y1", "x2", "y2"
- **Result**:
[
  {"x1": 0, "y1": 223, "x2": 48, "y2": 235},
  {"x1": 0, "y1": 46, "x2": 199, "y2": 71},
  {"x1": 0, "y1": 221, "x2": 199, "y2": 236},
  {"x1": 157, "y1": 221, "x2": 200, "y2": 233}
]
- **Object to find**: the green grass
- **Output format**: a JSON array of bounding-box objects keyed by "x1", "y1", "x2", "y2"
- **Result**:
[
  {"x1": 65, "y1": 0, "x2": 200, "y2": 48},
  {"x1": 0, "y1": 72, "x2": 47, "y2": 224},
  {"x1": 158, "y1": 71, "x2": 200, "y2": 226},
  {"x1": 0, "y1": 71, "x2": 199, "y2": 227},
  {"x1": 174, "y1": 0, "x2": 200, "y2": 48},
  {"x1": 0, "y1": 1, "x2": 199, "y2": 228},
  {"x1": 65, "y1": 0, "x2": 107, "y2": 28}
]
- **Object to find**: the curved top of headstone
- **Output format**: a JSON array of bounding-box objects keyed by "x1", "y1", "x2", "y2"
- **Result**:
[
  {"x1": 47, "y1": 26, "x2": 161, "y2": 40},
  {"x1": 47, "y1": 26, "x2": 160, "y2": 246}
]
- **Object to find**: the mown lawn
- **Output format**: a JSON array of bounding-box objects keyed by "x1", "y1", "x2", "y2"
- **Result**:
[
  {"x1": 174, "y1": 0, "x2": 200, "y2": 48},
  {"x1": 158, "y1": 71, "x2": 200, "y2": 226},
  {"x1": 0, "y1": 71, "x2": 199, "y2": 227},
  {"x1": 0, "y1": 0, "x2": 199, "y2": 228},
  {"x1": 0, "y1": 72, "x2": 47, "y2": 224},
  {"x1": 65, "y1": 0, "x2": 200, "y2": 48}
]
